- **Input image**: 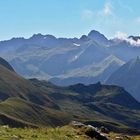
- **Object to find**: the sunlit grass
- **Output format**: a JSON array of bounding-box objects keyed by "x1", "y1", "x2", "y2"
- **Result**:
[
  {"x1": 0, "y1": 125, "x2": 140, "y2": 140},
  {"x1": 0, "y1": 125, "x2": 92, "y2": 140}
]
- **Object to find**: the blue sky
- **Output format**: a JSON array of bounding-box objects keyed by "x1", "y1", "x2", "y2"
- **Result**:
[{"x1": 0, "y1": 0, "x2": 140, "y2": 40}]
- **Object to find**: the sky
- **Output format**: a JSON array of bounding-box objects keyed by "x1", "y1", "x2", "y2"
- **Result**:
[{"x1": 0, "y1": 0, "x2": 140, "y2": 40}]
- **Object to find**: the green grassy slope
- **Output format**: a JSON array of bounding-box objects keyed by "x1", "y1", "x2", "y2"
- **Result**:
[{"x1": 0, "y1": 98, "x2": 71, "y2": 127}]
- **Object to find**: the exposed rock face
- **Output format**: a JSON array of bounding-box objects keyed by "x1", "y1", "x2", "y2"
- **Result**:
[{"x1": 71, "y1": 121, "x2": 108, "y2": 140}]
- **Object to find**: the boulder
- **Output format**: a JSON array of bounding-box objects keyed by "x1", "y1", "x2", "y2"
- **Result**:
[
  {"x1": 71, "y1": 121, "x2": 108, "y2": 140},
  {"x1": 84, "y1": 126, "x2": 108, "y2": 140},
  {"x1": 100, "y1": 126, "x2": 109, "y2": 134}
]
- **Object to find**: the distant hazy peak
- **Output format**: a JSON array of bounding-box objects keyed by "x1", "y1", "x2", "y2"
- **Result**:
[
  {"x1": 88, "y1": 30, "x2": 107, "y2": 38},
  {"x1": 80, "y1": 35, "x2": 90, "y2": 41},
  {"x1": 88, "y1": 30, "x2": 102, "y2": 36},
  {"x1": 87, "y1": 30, "x2": 109, "y2": 44},
  {"x1": 30, "y1": 33, "x2": 56, "y2": 40}
]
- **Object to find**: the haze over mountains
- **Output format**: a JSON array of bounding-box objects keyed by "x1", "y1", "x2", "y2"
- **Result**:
[
  {"x1": 0, "y1": 30, "x2": 139, "y2": 80},
  {"x1": 106, "y1": 57, "x2": 140, "y2": 102},
  {"x1": 0, "y1": 30, "x2": 140, "y2": 102}
]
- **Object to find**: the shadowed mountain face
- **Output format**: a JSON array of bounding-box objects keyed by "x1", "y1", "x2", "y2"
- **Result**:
[
  {"x1": 0, "y1": 57, "x2": 15, "y2": 72},
  {"x1": 0, "y1": 57, "x2": 72, "y2": 127},
  {"x1": 0, "y1": 57, "x2": 55, "y2": 107},
  {"x1": 106, "y1": 57, "x2": 140, "y2": 102},
  {"x1": 68, "y1": 82, "x2": 140, "y2": 109},
  {"x1": 30, "y1": 79, "x2": 140, "y2": 131}
]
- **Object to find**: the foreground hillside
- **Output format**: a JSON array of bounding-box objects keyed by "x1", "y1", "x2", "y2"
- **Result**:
[
  {"x1": 0, "y1": 57, "x2": 70, "y2": 127},
  {"x1": 0, "y1": 124, "x2": 140, "y2": 140},
  {"x1": 0, "y1": 57, "x2": 140, "y2": 135}
]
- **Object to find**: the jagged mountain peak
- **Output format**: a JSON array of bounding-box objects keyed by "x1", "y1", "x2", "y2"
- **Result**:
[
  {"x1": 87, "y1": 30, "x2": 109, "y2": 44},
  {"x1": 30, "y1": 33, "x2": 56, "y2": 40},
  {"x1": 30, "y1": 33, "x2": 44, "y2": 39},
  {"x1": 88, "y1": 30, "x2": 104, "y2": 36},
  {"x1": 80, "y1": 35, "x2": 90, "y2": 42}
]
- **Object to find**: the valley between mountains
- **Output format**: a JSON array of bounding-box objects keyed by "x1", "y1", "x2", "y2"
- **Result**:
[{"x1": 0, "y1": 30, "x2": 140, "y2": 139}]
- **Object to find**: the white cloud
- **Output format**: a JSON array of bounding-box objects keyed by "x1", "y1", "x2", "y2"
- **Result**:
[
  {"x1": 82, "y1": 9, "x2": 94, "y2": 19},
  {"x1": 115, "y1": 31, "x2": 140, "y2": 46},
  {"x1": 115, "y1": 31, "x2": 127, "y2": 40},
  {"x1": 82, "y1": 2, "x2": 113, "y2": 20},
  {"x1": 103, "y1": 2, "x2": 113, "y2": 15}
]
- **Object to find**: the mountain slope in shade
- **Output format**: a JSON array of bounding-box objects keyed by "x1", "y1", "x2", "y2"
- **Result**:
[
  {"x1": 30, "y1": 79, "x2": 140, "y2": 131},
  {"x1": 0, "y1": 62, "x2": 56, "y2": 108},
  {"x1": 0, "y1": 57, "x2": 15, "y2": 72},
  {"x1": 50, "y1": 55, "x2": 124, "y2": 86},
  {"x1": 0, "y1": 57, "x2": 71, "y2": 127},
  {"x1": 106, "y1": 57, "x2": 140, "y2": 101},
  {"x1": 0, "y1": 98, "x2": 70, "y2": 127}
]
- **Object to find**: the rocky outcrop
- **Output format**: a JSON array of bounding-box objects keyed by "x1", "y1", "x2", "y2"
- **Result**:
[{"x1": 71, "y1": 121, "x2": 108, "y2": 140}]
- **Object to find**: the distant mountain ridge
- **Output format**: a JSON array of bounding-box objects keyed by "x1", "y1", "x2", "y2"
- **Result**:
[
  {"x1": 0, "y1": 30, "x2": 140, "y2": 101},
  {"x1": 50, "y1": 55, "x2": 125, "y2": 86}
]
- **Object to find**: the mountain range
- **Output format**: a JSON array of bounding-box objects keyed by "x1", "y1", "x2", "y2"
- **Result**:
[
  {"x1": 0, "y1": 30, "x2": 139, "y2": 80},
  {"x1": 0, "y1": 30, "x2": 140, "y2": 101},
  {"x1": 0, "y1": 57, "x2": 140, "y2": 134}
]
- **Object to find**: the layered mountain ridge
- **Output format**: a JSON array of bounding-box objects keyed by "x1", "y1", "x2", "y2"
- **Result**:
[
  {"x1": 0, "y1": 57, "x2": 140, "y2": 132},
  {"x1": 0, "y1": 30, "x2": 140, "y2": 101},
  {"x1": 0, "y1": 30, "x2": 139, "y2": 79}
]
